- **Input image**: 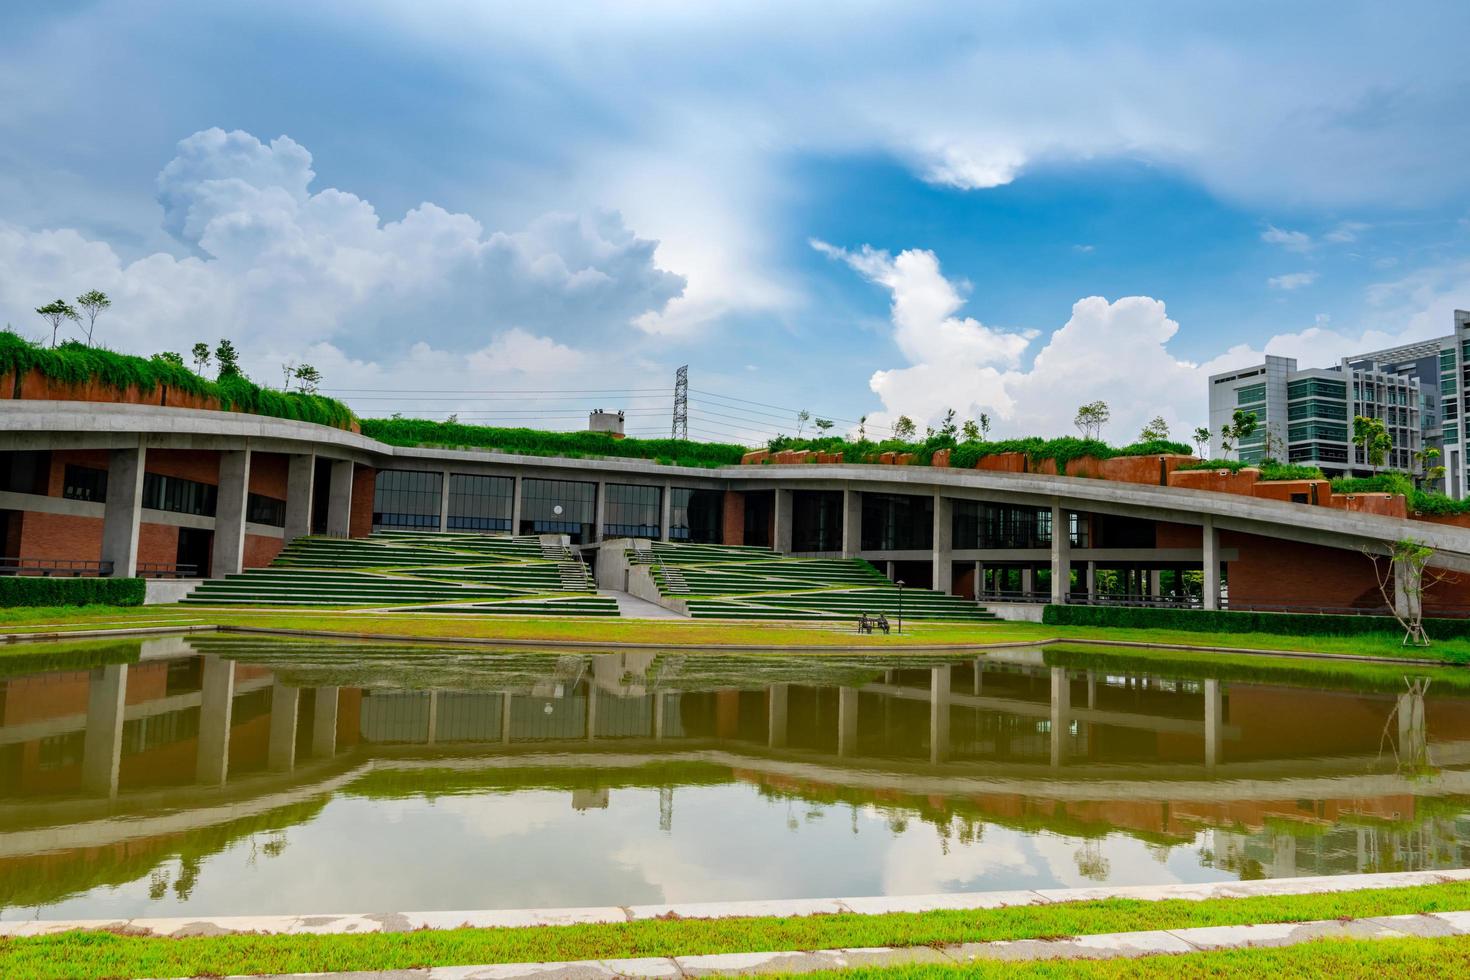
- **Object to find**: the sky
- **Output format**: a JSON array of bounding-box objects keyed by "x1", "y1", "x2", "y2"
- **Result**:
[{"x1": 2, "y1": 0, "x2": 1468, "y2": 445}]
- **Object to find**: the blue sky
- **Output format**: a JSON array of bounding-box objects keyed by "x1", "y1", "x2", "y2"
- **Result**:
[{"x1": 1, "y1": 1, "x2": 1468, "y2": 443}]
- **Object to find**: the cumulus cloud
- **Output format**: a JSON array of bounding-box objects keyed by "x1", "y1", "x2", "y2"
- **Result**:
[
  {"x1": 1267, "y1": 271, "x2": 1318, "y2": 290},
  {"x1": 1260, "y1": 225, "x2": 1313, "y2": 252},
  {"x1": 0, "y1": 128, "x2": 685, "y2": 418}
]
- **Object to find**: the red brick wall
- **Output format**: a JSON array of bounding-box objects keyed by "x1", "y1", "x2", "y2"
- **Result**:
[
  {"x1": 953, "y1": 564, "x2": 975, "y2": 598},
  {"x1": 248, "y1": 453, "x2": 289, "y2": 499},
  {"x1": 1169, "y1": 468, "x2": 1259, "y2": 495},
  {"x1": 47, "y1": 449, "x2": 110, "y2": 495},
  {"x1": 138, "y1": 522, "x2": 179, "y2": 567},
  {"x1": 1251, "y1": 480, "x2": 1329, "y2": 504},
  {"x1": 722, "y1": 491, "x2": 745, "y2": 545},
  {"x1": 350, "y1": 464, "x2": 376, "y2": 537},
  {"x1": 245, "y1": 533, "x2": 284, "y2": 567},
  {"x1": 1156, "y1": 522, "x2": 1202, "y2": 548},
  {"x1": 145, "y1": 449, "x2": 221, "y2": 484},
  {"x1": 14, "y1": 511, "x2": 104, "y2": 562}
]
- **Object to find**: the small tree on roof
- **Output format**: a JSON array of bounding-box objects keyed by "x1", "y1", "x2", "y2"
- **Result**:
[{"x1": 36, "y1": 299, "x2": 78, "y2": 348}]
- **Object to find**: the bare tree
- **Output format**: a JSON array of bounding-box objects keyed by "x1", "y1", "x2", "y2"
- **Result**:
[{"x1": 280, "y1": 359, "x2": 297, "y2": 392}]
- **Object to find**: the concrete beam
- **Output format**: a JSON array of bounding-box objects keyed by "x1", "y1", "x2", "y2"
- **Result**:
[
  {"x1": 283, "y1": 453, "x2": 315, "y2": 543},
  {"x1": 326, "y1": 460, "x2": 354, "y2": 538},
  {"x1": 100, "y1": 446, "x2": 145, "y2": 577},
  {"x1": 211, "y1": 449, "x2": 251, "y2": 578},
  {"x1": 195, "y1": 655, "x2": 235, "y2": 785}
]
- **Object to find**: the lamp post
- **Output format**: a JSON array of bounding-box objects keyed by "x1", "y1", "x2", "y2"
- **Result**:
[{"x1": 897, "y1": 579, "x2": 905, "y2": 635}]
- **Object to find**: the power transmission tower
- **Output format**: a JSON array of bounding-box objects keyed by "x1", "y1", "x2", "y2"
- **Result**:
[{"x1": 671, "y1": 365, "x2": 688, "y2": 439}]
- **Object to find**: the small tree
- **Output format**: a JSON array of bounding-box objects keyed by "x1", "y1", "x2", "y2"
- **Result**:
[
  {"x1": 1367, "y1": 538, "x2": 1449, "y2": 647},
  {"x1": 893, "y1": 415, "x2": 918, "y2": 440},
  {"x1": 35, "y1": 299, "x2": 78, "y2": 347},
  {"x1": 1413, "y1": 446, "x2": 1446, "y2": 489},
  {"x1": 293, "y1": 364, "x2": 322, "y2": 394},
  {"x1": 796, "y1": 409, "x2": 811, "y2": 438},
  {"x1": 214, "y1": 339, "x2": 240, "y2": 378},
  {"x1": 1259, "y1": 423, "x2": 1286, "y2": 462},
  {"x1": 154, "y1": 351, "x2": 185, "y2": 367},
  {"x1": 280, "y1": 359, "x2": 297, "y2": 392},
  {"x1": 1139, "y1": 415, "x2": 1170, "y2": 441},
  {"x1": 857, "y1": 415, "x2": 867, "y2": 440},
  {"x1": 1191, "y1": 426, "x2": 1212, "y2": 459},
  {"x1": 961, "y1": 418, "x2": 981, "y2": 442},
  {"x1": 940, "y1": 408, "x2": 958, "y2": 439},
  {"x1": 1353, "y1": 415, "x2": 1392, "y2": 469},
  {"x1": 1219, "y1": 409, "x2": 1258, "y2": 461},
  {"x1": 814, "y1": 418, "x2": 835, "y2": 436},
  {"x1": 979, "y1": 413, "x2": 991, "y2": 438},
  {"x1": 74, "y1": 290, "x2": 111, "y2": 346},
  {"x1": 1073, "y1": 400, "x2": 1110, "y2": 440},
  {"x1": 191, "y1": 342, "x2": 211, "y2": 374}
]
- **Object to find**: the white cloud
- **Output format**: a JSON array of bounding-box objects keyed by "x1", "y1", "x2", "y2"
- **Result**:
[
  {"x1": 1072, "y1": 244, "x2": 1095, "y2": 254},
  {"x1": 1261, "y1": 225, "x2": 1314, "y2": 252},
  {"x1": 1324, "y1": 221, "x2": 1369, "y2": 243},
  {"x1": 1267, "y1": 271, "x2": 1318, "y2": 290},
  {"x1": 0, "y1": 128, "x2": 686, "y2": 420}
]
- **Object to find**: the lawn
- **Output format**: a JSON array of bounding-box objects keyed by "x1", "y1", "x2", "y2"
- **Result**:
[{"x1": 2, "y1": 880, "x2": 1468, "y2": 980}]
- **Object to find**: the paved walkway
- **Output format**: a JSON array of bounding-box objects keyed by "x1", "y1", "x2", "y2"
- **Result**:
[
  {"x1": 599, "y1": 590, "x2": 686, "y2": 619},
  {"x1": 197, "y1": 910, "x2": 1470, "y2": 977}
]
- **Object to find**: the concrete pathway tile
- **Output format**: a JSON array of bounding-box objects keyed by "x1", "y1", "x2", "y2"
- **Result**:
[
  {"x1": 1029, "y1": 882, "x2": 1230, "y2": 904},
  {"x1": 835, "y1": 946, "x2": 954, "y2": 967},
  {"x1": 1173, "y1": 917, "x2": 1405, "y2": 950},
  {"x1": 136, "y1": 914, "x2": 302, "y2": 936},
  {"x1": 288, "y1": 913, "x2": 389, "y2": 935},
  {"x1": 839, "y1": 890, "x2": 1046, "y2": 915},
  {"x1": 1429, "y1": 911, "x2": 1470, "y2": 933},
  {"x1": 674, "y1": 950, "x2": 849, "y2": 975},
  {"x1": 628, "y1": 898, "x2": 849, "y2": 921},
  {"x1": 0, "y1": 918, "x2": 132, "y2": 937},
  {"x1": 596, "y1": 957, "x2": 684, "y2": 977},
  {"x1": 408, "y1": 908, "x2": 629, "y2": 930},
  {"x1": 1365, "y1": 913, "x2": 1467, "y2": 938},
  {"x1": 952, "y1": 930, "x2": 1194, "y2": 962},
  {"x1": 431, "y1": 962, "x2": 619, "y2": 979}
]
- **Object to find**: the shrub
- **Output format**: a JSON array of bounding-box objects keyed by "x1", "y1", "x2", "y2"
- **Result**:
[
  {"x1": 0, "y1": 330, "x2": 355, "y2": 430},
  {"x1": 1042, "y1": 602, "x2": 1470, "y2": 642},
  {"x1": 0, "y1": 577, "x2": 146, "y2": 608},
  {"x1": 359, "y1": 418, "x2": 748, "y2": 467},
  {"x1": 1329, "y1": 471, "x2": 1470, "y2": 516}
]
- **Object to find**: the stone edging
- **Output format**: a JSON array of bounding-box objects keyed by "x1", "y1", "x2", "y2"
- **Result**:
[{"x1": 3, "y1": 869, "x2": 1466, "y2": 939}]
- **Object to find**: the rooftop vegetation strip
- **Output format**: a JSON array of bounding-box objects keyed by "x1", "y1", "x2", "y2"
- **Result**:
[
  {"x1": 764, "y1": 435, "x2": 1195, "y2": 471},
  {"x1": 0, "y1": 330, "x2": 356, "y2": 430},
  {"x1": 1175, "y1": 458, "x2": 1327, "y2": 481},
  {"x1": 358, "y1": 418, "x2": 749, "y2": 467},
  {"x1": 1331, "y1": 472, "x2": 1470, "y2": 516}
]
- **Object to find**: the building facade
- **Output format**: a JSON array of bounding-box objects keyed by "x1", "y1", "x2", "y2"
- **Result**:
[{"x1": 1208, "y1": 309, "x2": 1470, "y2": 494}]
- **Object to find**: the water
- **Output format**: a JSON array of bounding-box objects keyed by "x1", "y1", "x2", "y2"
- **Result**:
[{"x1": 0, "y1": 634, "x2": 1466, "y2": 919}]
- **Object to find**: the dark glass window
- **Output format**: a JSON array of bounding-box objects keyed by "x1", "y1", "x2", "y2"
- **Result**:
[
  {"x1": 953, "y1": 502, "x2": 1086, "y2": 549},
  {"x1": 372, "y1": 470, "x2": 443, "y2": 530},
  {"x1": 670, "y1": 488, "x2": 722, "y2": 544},
  {"x1": 791, "y1": 490, "x2": 842, "y2": 552},
  {"x1": 63, "y1": 464, "x2": 108, "y2": 502},
  {"x1": 246, "y1": 493, "x2": 286, "y2": 527},
  {"x1": 605, "y1": 483, "x2": 661, "y2": 538},
  {"x1": 447, "y1": 473, "x2": 513, "y2": 531},
  {"x1": 520, "y1": 478, "x2": 596, "y2": 543},
  {"x1": 142, "y1": 472, "x2": 217, "y2": 516},
  {"x1": 860, "y1": 493, "x2": 932, "y2": 551}
]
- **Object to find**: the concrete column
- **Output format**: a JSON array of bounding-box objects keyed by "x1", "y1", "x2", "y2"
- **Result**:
[
  {"x1": 81, "y1": 664, "x2": 128, "y2": 797},
  {"x1": 585, "y1": 685, "x2": 597, "y2": 741},
  {"x1": 1087, "y1": 670, "x2": 1098, "y2": 709},
  {"x1": 100, "y1": 446, "x2": 146, "y2": 577},
  {"x1": 211, "y1": 448, "x2": 252, "y2": 578},
  {"x1": 1398, "y1": 690, "x2": 1427, "y2": 764},
  {"x1": 773, "y1": 489, "x2": 793, "y2": 554},
  {"x1": 930, "y1": 665, "x2": 951, "y2": 764},
  {"x1": 283, "y1": 453, "x2": 316, "y2": 544},
  {"x1": 312, "y1": 687, "x2": 339, "y2": 758},
  {"x1": 593, "y1": 481, "x2": 607, "y2": 542},
  {"x1": 326, "y1": 460, "x2": 354, "y2": 538},
  {"x1": 1204, "y1": 679, "x2": 1222, "y2": 770},
  {"x1": 1050, "y1": 666, "x2": 1070, "y2": 768},
  {"x1": 1086, "y1": 561, "x2": 1097, "y2": 601},
  {"x1": 653, "y1": 692, "x2": 667, "y2": 740},
  {"x1": 838, "y1": 687, "x2": 859, "y2": 757},
  {"x1": 1149, "y1": 569, "x2": 1163, "y2": 599},
  {"x1": 439, "y1": 470, "x2": 452, "y2": 532},
  {"x1": 768, "y1": 683, "x2": 789, "y2": 748},
  {"x1": 512, "y1": 475, "x2": 524, "y2": 535},
  {"x1": 974, "y1": 562, "x2": 984, "y2": 601},
  {"x1": 1202, "y1": 517, "x2": 1220, "y2": 610},
  {"x1": 1050, "y1": 504, "x2": 1071, "y2": 604},
  {"x1": 885, "y1": 560, "x2": 896, "y2": 581},
  {"x1": 841, "y1": 489, "x2": 861, "y2": 557},
  {"x1": 196, "y1": 655, "x2": 235, "y2": 785},
  {"x1": 501, "y1": 692, "x2": 513, "y2": 743},
  {"x1": 1021, "y1": 567, "x2": 1034, "y2": 597},
  {"x1": 659, "y1": 483, "x2": 672, "y2": 542},
  {"x1": 267, "y1": 683, "x2": 300, "y2": 772},
  {"x1": 932, "y1": 494, "x2": 953, "y2": 594}
]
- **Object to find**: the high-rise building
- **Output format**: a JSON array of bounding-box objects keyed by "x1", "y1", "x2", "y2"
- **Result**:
[{"x1": 1207, "y1": 310, "x2": 1470, "y2": 496}]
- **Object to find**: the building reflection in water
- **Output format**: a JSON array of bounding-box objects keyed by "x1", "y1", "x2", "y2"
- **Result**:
[{"x1": 0, "y1": 635, "x2": 1468, "y2": 912}]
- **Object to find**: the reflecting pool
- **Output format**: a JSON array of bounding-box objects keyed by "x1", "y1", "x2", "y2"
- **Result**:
[{"x1": 1, "y1": 634, "x2": 1467, "y2": 919}]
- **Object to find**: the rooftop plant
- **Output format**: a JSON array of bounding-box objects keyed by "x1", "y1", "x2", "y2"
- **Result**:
[
  {"x1": 769, "y1": 432, "x2": 1194, "y2": 473},
  {"x1": 1331, "y1": 471, "x2": 1470, "y2": 516},
  {"x1": 1177, "y1": 458, "x2": 1326, "y2": 481},
  {"x1": 359, "y1": 417, "x2": 747, "y2": 467}
]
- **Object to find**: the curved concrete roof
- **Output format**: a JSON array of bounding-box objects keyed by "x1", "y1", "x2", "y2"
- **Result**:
[{"x1": 7, "y1": 399, "x2": 1470, "y2": 568}]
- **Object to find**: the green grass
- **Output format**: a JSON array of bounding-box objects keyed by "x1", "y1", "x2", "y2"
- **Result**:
[
  {"x1": 799, "y1": 936, "x2": 1470, "y2": 979},
  {"x1": 3, "y1": 881, "x2": 1468, "y2": 979}
]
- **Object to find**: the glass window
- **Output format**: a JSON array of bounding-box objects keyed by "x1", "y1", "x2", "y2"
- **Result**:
[
  {"x1": 670, "y1": 488, "x2": 723, "y2": 544},
  {"x1": 63, "y1": 464, "x2": 108, "y2": 502},
  {"x1": 1287, "y1": 378, "x2": 1347, "y2": 399},
  {"x1": 605, "y1": 483, "x2": 661, "y2": 538},
  {"x1": 448, "y1": 473, "x2": 513, "y2": 531},
  {"x1": 791, "y1": 490, "x2": 842, "y2": 552},
  {"x1": 1445, "y1": 424, "x2": 1460, "y2": 445},
  {"x1": 861, "y1": 493, "x2": 932, "y2": 551},
  {"x1": 1444, "y1": 377, "x2": 1458, "y2": 395},
  {"x1": 1236, "y1": 382, "x2": 1267, "y2": 405},
  {"x1": 246, "y1": 493, "x2": 286, "y2": 527},
  {"x1": 1287, "y1": 422, "x2": 1348, "y2": 443},
  {"x1": 1287, "y1": 399, "x2": 1346, "y2": 420},
  {"x1": 1443, "y1": 350, "x2": 1459, "y2": 371},
  {"x1": 520, "y1": 478, "x2": 596, "y2": 543},
  {"x1": 372, "y1": 470, "x2": 443, "y2": 530},
  {"x1": 142, "y1": 472, "x2": 217, "y2": 516}
]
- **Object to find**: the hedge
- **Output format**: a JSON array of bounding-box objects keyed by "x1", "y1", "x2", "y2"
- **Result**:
[
  {"x1": 0, "y1": 577, "x2": 146, "y2": 608},
  {"x1": 0, "y1": 331, "x2": 356, "y2": 430},
  {"x1": 360, "y1": 418, "x2": 748, "y2": 468},
  {"x1": 767, "y1": 434, "x2": 1195, "y2": 472},
  {"x1": 1042, "y1": 602, "x2": 1470, "y2": 642}
]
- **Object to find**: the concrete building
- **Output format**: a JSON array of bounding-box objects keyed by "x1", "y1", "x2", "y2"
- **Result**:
[
  {"x1": 5, "y1": 396, "x2": 1470, "y2": 616},
  {"x1": 1208, "y1": 310, "x2": 1470, "y2": 493}
]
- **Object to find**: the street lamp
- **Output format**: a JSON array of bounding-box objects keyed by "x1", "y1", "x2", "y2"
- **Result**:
[{"x1": 896, "y1": 579, "x2": 905, "y2": 635}]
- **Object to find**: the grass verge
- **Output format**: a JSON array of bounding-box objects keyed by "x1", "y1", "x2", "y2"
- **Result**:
[{"x1": 2, "y1": 881, "x2": 1468, "y2": 980}]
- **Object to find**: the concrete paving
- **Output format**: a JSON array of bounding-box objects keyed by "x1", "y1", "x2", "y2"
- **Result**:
[
  {"x1": 599, "y1": 590, "x2": 686, "y2": 619},
  {"x1": 199, "y1": 910, "x2": 1470, "y2": 978}
]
